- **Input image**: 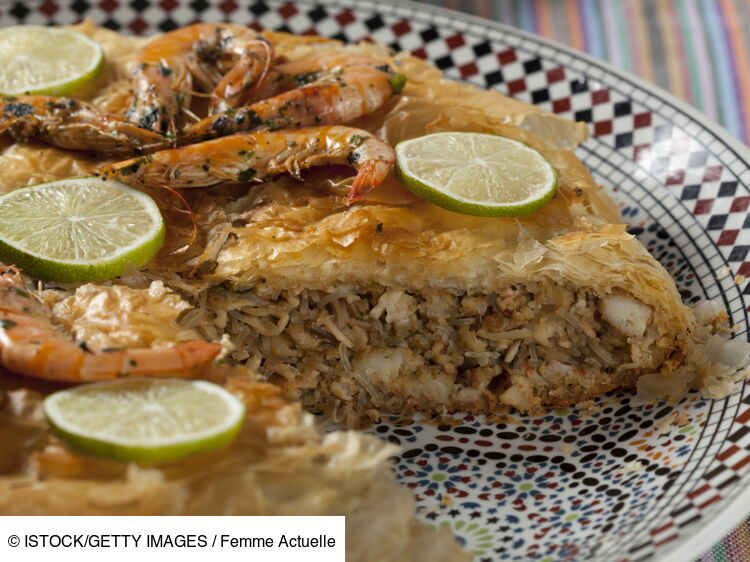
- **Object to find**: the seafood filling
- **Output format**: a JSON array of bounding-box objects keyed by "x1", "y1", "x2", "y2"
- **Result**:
[{"x1": 183, "y1": 281, "x2": 673, "y2": 425}]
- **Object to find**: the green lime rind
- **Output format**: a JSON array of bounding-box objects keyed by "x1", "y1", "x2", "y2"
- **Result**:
[
  {"x1": 395, "y1": 132, "x2": 559, "y2": 217},
  {"x1": 0, "y1": 177, "x2": 165, "y2": 282},
  {"x1": 46, "y1": 413, "x2": 244, "y2": 464},
  {"x1": 396, "y1": 165, "x2": 558, "y2": 217},
  {"x1": 0, "y1": 26, "x2": 105, "y2": 97},
  {"x1": 43, "y1": 380, "x2": 246, "y2": 465},
  {"x1": 0, "y1": 225, "x2": 165, "y2": 283}
]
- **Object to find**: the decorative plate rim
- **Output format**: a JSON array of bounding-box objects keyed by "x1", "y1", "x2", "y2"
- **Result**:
[
  {"x1": 381, "y1": 0, "x2": 750, "y2": 191},
  {"x1": 375, "y1": 0, "x2": 750, "y2": 558}
]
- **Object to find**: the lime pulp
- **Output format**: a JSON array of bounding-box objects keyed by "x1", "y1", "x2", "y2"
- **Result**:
[
  {"x1": 395, "y1": 131, "x2": 558, "y2": 217},
  {"x1": 44, "y1": 379, "x2": 246, "y2": 464}
]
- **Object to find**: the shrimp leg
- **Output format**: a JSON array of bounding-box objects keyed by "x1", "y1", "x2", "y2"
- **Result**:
[{"x1": 210, "y1": 38, "x2": 274, "y2": 114}]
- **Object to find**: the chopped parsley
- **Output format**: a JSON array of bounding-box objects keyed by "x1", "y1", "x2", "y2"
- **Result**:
[
  {"x1": 5, "y1": 103, "x2": 34, "y2": 117},
  {"x1": 238, "y1": 168, "x2": 257, "y2": 182},
  {"x1": 263, "y1": 119, "x2": 280, "y2": 131},
  {"x1": 349, "y1": 134, "x2": 366, "y2": 147},
  {"x1": 295, "y1": 70, "x2": 319, "y2": 85},
  {"x1": 389, "y1": 73, "x2": 407, "y2": 94},
  {"x1": 117, "y1": 156, "x2": 149, "y2": 176}
]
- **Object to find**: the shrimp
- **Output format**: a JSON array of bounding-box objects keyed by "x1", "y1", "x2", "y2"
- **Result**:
[
  {"x1": 127, "y1": 23, "x2": 273, "y2": 137},
  {"x1": 0, "y1": 96, "x2": 167, "y2": 156},
  {"x1": 100, "y1": 126, "x2": 395, "y2": 204},
  {"x1": 0, "y1": 267, "x2": 221, "y2": 383},
  {"x1": 246, "y1": 52, "x2": 396, "y2": 103},
  {"x1": 180, "y1": 55, "x2": 406, "y2": 144}
]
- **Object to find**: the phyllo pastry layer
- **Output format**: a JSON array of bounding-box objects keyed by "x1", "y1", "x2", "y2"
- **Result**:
[
  {"x1": 173, "y1": 36, "x2": 736, "y2": 424},
  {"x1": 0, "y1": 25, "x2": 740, "y2": 428},
  {"x1": 0, "y1": 367, "x2": 468, "y2": 562}
]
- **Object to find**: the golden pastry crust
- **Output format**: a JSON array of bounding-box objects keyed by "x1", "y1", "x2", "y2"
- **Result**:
[
  {"x1": 180, "y1": 31, "x2": 709, "y2": 418},
  {"x1": 0, "y1": 25, "x2": 473, "y2": 556},
  {"x1": 0, "y1": 23, "x2": 735, "y2": 424},
  {"x1": 0, "y1": 366, "x2": 469, "y2": 561}
]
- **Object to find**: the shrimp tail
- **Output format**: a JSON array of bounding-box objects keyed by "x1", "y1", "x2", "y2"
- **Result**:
[
  {"x1": 348, "y1": 158, "x2": 393, "y2": 204},
  {"x1": 178, "y1": 341, "x2": 224, "y2": 370}
]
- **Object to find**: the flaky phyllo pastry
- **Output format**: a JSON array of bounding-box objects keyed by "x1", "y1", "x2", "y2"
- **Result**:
[
  {"x1": 0, "y1": 23, "x2": 747, "y2": 423},
  {"x1": 0, "y1": 369, "x2": 468, "y2": 561},
  {"x1": 0, "y1": 21, "x2": 748, "y2": 533}
]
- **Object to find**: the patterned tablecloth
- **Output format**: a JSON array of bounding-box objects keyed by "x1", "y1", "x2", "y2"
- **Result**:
[{"x1": 411, "y1": 1, "x2": 750, "y2": 560}]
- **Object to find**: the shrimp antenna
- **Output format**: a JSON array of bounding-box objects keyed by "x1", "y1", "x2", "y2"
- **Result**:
[
  {"x1": 181, "y1": 106, "x2": 202, "y2": 123},
  {"x1": 187, "y1": 89, "x2": 212, "y2": 98},
  {"x1": 327, "y1": 176, "x2": 355, "y2": 188},
  {"x1": 156, "y1": 183, "x2": 199, "y2": 254},
  {"x1": 249, "y1": 40, "x2": 274, "y2": 95}
]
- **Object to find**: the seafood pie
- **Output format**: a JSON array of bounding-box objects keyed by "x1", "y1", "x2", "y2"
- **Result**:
[
  {"x1": 0, "y1": 22, "x2": 744, "y2": 424},
  {"x1": 0, "y1": 21, "x2": 746, "y2": 552}
]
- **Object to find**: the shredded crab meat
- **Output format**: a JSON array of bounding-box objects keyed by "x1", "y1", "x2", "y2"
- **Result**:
[
  {"x1": 36, "y1": 274, "x2": 729, "y2": 426},
  {"x1": 109, "y1": 279, "x2": 695, "y2": 425}
]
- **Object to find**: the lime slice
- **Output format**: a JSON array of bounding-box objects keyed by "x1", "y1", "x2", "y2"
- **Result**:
[
  {"x1": 0, "y1": 26, "x2": 104, "y2": 97},
  {"x1": 44, "y1": 379, "x2": 246, "y2": 464},
  {"x1": 0, "y1": 177, "x2": 165, "y2": 282},
  {"x1": 395, "y1": 132, "x2": 558, "y2": 217}
]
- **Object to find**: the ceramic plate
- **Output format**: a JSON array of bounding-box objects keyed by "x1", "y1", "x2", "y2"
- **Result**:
[{"x1": 5, "y1": 0, "x2": 750, "y2": 560}]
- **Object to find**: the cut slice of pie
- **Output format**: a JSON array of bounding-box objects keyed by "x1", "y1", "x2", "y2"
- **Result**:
[
  {"x1": 0, "y1": 24, "x2": 741, "y2": 433},
  {"x1": 174, "y1": 38, "x2": 744, "y2": 425}
]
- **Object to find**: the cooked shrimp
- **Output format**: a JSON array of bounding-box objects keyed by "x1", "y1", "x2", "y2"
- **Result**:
[
  {"x1": 0, "y1": 96, "x2": 167, "y2": 156},
  {"x1": 0, "y1": 267, "x2": 221, "y2": 383},
  {"x1": 180, "y1": 56, "x2": 406, "y2": 144},
  {"x1": 127, "y1": 23, "x2": 273, "y2": 136},
  {"x1": 100, "y1": 126, "x2": 395, "y2": 203},
  {"x1": 246, "y1": 52, "x2": 395, "y2": 103}
]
